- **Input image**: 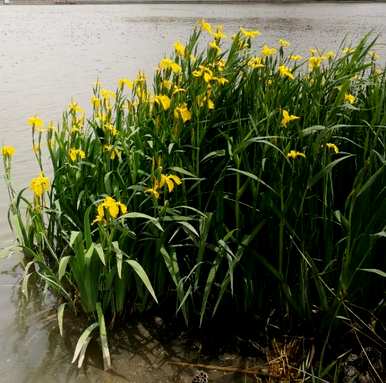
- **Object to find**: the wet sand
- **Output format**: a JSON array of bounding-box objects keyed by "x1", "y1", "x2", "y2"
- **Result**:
[{"x1": 0, "y1": 3, "x2": 386, "y2": 382}]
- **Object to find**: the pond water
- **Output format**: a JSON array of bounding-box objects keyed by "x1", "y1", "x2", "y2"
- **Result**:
[{"x1": 0, "y1": 3, "x2": 386, "y2": 382}]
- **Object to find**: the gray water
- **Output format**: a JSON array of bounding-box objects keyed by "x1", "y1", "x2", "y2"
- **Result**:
[{"x1": 1, "y1": 3, "x2": 386, "y2": 382}]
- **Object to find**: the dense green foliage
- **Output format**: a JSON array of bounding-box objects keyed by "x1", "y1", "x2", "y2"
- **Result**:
[{"x1": 3, "y1": 23, "x2": 385, "y2": 373}]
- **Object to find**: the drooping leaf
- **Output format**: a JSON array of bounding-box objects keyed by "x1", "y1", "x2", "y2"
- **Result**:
[{"x1": 126, "y1": 259, "x2": 158, "y2": 303}]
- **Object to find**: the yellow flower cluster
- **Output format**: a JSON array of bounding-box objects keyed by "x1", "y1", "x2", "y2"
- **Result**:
[
  {"x1": 93, "y1": 196, "x2": 127, "y2": 225},
  {"x1": 30, "y1": 173, "x2": 50, "y2": 197}
]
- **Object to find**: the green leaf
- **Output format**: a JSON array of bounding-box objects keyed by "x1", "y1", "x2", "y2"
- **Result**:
[
  {"x1": 58, "y1": 256, "x2": 71, "y2": 281},
  {"x1": 126, "y1": 259, "x2": 158, "y2": 303},
  {"x1": 120, "y1": 212, "x2": 163, "y2": 232},
  {"x1": 201, "y1": 150, "x2": 225, "y2": 163},
  {"x1": 357, "y1": 165, "x2": 385, "y2": 198},
  {"x1": 228, "y1": 167, "x2": 277, "y2": 194},
  {"x1": 96, "y1": 302, "x2": 111, "y2": 370},
  {"x1": 178, "y1": 221, "x2": 199, "y2": 238},
  {"x1": 71, "y1": 322, "x2": 99, "y2": 365},
  {"x1": 300, "y1": 125, "x2": 326, "y2": 136},
  {"x1": 22, "y1": 273, "x2": 32, "y2": 299},
  {"x1": 360, "y1": 268, "x2": 386, "y2": 278},
  {"x1": 83, "y1": 205, "x2": 93, "y2": 249},
  {"x1": 94, "y1": 243, "x2": 106, "y2": 265},
  {"x1": 169, "y1": 166, "x2": 197, "y2": 178},
  {"x1": 77, "y1": 336, "x2": 92, "y2": 369},
  {"x1": 21, "y1": 260, "x2": 35, "y2": 299},
  {"x1": 112, "y1": 241, "x2": 123, "y2": 279},
  {"x1": 308, "y1": 154, "x2": 354, "y2": 189},
  {"x1": 57, "y1": 303, "x2": 66, "y2": 337},
  {"x1": 200, "y1": 252, "x2": 222, "y2": 327},
  {"x1": 69, "y1": 231, "x2": 81, "y2": 248}
]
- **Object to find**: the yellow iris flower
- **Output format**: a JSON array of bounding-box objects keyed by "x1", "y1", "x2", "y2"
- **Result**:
[
  {"x1": 344, "y1": 93, "x2": 356, "y2": 104},
  {"x1": 325, "y1": 51, "x2": 336, "y2": 60},
  {"x1": 1, "y1": 145, "x2": 15, "y2": 158},
  {"x1": 118, "y1": 78, "x2": 133, "y2": 90},
  {"x1": 154, "y1": 95, "x2": 171, "y2": 111},
  {"x1": 93, "y1": 196, "x2": 127, "y2": 224},
  {"x1": 289, "y1": 55, "x2": 303, "y2": 61},
  {"x1": 91, "y1": 96, "x2": 100, "y2": 109},
  {"x1": 159, "y1": 58, "x2": 182, "y2": 74},
  {"x1": 100, "y1": 89, "x2": 115, "y2": 101},
  {"x1": 174, "y1": 103, "x2": 192, "y2": 123},
  {"x1": 197, "y1": 94, "x2": 215, "y2": 110},
  {"x1": 248, "y1": 57, "x2": 265, "y2": 69},
  {"x1": 281, "y1": 110, "x2": 300, "y2": 127},
  {"x1": 325, "y1": 143, "x2": 339, "y2": 154},
  {"x1": 261, "y1": 45, "x2": 277, "y2": 57},
  {"x1": 278, "y1": 65, "x2": 294, "y2": 80},
  {"x1": 278, "y1": 38, "x2": 290, "y2": 48},
  {"x1": 145, "y1": 173, "x2": 182, "y2": 199},
  {"x1": 287, "y1": 150, "x2": 306, "y2": 160},
  {"x1": 68, "y1": 148, "x2": 86, "y2": 162},
  {"x1": 213, "y1": 25, "x2": 226, "y2": 40},
  {"x1": 103, "y1": 145, "x2": 120, "y2": 160},
  {"x1": 308, "y1": 56, "x2": 324, "y2": 71},
  {"x1": 240, "y1": 27, "x2": 261, "y2": 38},
  {"x1": 28, "y1": 115, "x2": 44, "y2": 130},
  {"x1": 209, "y1": 41, "x2": 221, "y2": 54},
  {"x1": 30, "y1": 173, "x2": 50, "y2": 197},
  {"x1": 199, "y1": 19, "x2": 212, "y2": 34},
  {"x1": 174, "y1": 41, "x2": 185, "y2": 56}
]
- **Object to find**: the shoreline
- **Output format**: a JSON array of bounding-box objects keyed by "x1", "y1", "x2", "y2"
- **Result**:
[{"x1": 2, "y1": 0, "x2": 386, "y2": 5}]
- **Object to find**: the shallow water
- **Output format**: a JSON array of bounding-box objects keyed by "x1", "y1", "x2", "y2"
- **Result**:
[{"x1": 0, "y1": 3, "x2": 386, "y2": 382}]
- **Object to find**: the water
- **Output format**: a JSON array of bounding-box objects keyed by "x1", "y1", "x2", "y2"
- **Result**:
[{"x1": 0, "y1": 3, "x2": 386, "y2": 382}]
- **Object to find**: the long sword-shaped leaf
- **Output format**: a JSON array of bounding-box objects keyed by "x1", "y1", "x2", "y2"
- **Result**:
[
  {"x1": 58, "y1": 256, "x2": 71, "y2": 281},
  {"x1": 57, "y1": 303, "x2": 66, "y2": 337},
  {"x1": 96, "y1": 302, "x2": 111, "y2": 370},
  {"x1": 71, "y1": 322, "x2": 99, "y2": 365},
  {"x1": 126, "y1": 260, "x2": 158, "y2": 303}
]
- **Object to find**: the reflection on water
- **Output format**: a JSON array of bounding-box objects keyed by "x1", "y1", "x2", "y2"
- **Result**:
[{"x1": 1, "y1": 3, "x2": 386, "y2": 382}]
